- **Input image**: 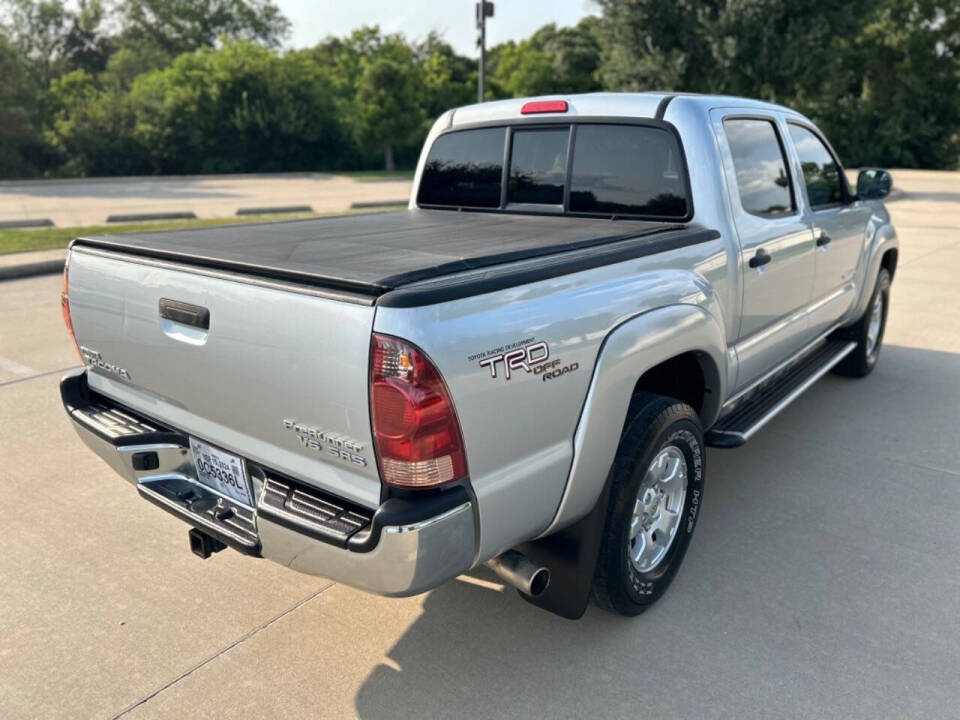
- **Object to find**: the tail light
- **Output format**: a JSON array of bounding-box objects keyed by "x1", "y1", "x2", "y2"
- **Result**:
[
  {"x1": 520, "y1": 99, "x2": 568, "y2": 114},
  {"x1": 61, "y1": 260, "x2": 84, "y2": 363},
  {"x1": 370, "y1": 333, "x2": 467, "y2": 488}
]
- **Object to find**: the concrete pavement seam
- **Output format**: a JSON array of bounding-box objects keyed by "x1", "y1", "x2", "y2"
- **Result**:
[
  {"x1": 110, "y1": 581, "x2": 338, "y2": 719},
  {"x1": 0, "y1": 365, "x2": 78, "y2": 388}
]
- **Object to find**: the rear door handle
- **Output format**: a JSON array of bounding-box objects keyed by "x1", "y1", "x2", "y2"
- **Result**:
[
  {"x1": 749, "y1": 248, "x2": 772, "y2": 268},
  {"x1": 159, "y1": 298, "x2": 210, "y2": 329},
  {"x1": 816, "y1": 233, "x2": 832, "y2": 247}
]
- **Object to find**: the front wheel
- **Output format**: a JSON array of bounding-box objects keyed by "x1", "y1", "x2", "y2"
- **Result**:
[
  {"x1": 591, "y1": 393, "x2": 705, "y2": 616},
  {"x1": 833, "y1": 268, "x2": 890, "y2": 378}
]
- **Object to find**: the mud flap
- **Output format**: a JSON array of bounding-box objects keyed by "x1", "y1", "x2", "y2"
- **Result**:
[{"x1": 515, "y1": 472, "x2": 613, "y2": 620}]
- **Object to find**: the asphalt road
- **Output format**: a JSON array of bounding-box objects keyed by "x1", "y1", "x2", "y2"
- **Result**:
[
  {"x1": 0, "y1": 173, "x2": 412, "y2": 228},
  {"x1": 1, "y1": 170, "x2": 959, "y2": 718}
]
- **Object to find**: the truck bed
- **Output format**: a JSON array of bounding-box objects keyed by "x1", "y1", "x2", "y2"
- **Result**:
[{"x1": 73, "y1": 209, "x2": 703, "y2": 302}]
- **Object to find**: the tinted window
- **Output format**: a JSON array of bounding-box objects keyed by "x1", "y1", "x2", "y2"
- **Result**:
[
  {"x1": 788, "y1": 124, "x2": 844, "y2": 207},
  {"x1": 724, "y1": 119, "x2": 794, "y2": 216},
  {"x1": 569, "y1": 125, "x2": 688, "y2": 218},
  {"x1": 417, "y1": 127, "x2": 505, "y2": 208},
  {"x1": 508, "y1": 128, "x2": 568, "y2": 205}
]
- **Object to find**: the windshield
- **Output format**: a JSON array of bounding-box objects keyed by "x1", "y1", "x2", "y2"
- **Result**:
[{"x1": 417, "y1": 122, "x2": 691, "y2": 221}]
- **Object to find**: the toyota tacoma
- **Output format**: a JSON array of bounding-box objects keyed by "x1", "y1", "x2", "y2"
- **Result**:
[{"x1": 60, "y1": 93, "x2": 897, "y2": 618}]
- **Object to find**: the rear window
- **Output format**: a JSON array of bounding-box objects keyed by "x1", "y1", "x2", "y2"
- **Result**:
[
  {"x1": 508, "y1": 128, "x2": 568, "y2": 206},
  {"x1": 569, "y1": 125, "x2": 687, "y2": 217},
  {"x1": 417, "y1": 127, "x2": 505, "y2": 208},
  {"x1": 417, "y1": 123, "x2": 690, "y2": 219}
]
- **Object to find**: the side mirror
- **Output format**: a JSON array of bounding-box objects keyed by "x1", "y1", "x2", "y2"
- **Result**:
[{"x1": 857, "y1": 168, "x2": 892, "y2": 200}]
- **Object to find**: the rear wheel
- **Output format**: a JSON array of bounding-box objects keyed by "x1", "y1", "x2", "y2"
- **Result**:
[
  {"x1": 592, "y1": 393, "x2": 705, "y2": 616},
  {"x1": 833, "y1": 268, "x2": 890, "y2": 378}
]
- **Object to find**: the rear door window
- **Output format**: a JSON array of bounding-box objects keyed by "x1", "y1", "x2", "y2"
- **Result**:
[
  {"x1": 417, "y1": 127, "x2": 505, "y2": 208},
  {"x1": 787, "y1": 124, "x2": 844, "y2": 208},
  {"x1": 723, "y1": 118, "x2": 795, "y2": 216},
  {"x1": 569, "y1": 124, "x2": 688, "y2": 218}
]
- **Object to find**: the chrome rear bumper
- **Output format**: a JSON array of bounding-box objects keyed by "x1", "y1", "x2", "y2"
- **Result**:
[{"x1": 61, "y1": 369, "x2": 476, "y2": 597}]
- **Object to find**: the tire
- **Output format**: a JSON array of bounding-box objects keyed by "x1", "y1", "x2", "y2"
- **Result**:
[
  {"x1": 832, "y1": 268, "x2": 890, "y2": 378},
  {"x1": 591, "y1": 392, "x2": 706, "y2": 616}
]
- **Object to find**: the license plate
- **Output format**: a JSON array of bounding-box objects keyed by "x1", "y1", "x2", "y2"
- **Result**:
[{"x1": 189, "y1": 437, "x2": 252, "y2": 507}]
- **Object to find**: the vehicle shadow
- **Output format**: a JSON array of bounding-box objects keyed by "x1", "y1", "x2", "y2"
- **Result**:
[{"x1": 352, "y1": 344, "x2": 960, "y2": 718}]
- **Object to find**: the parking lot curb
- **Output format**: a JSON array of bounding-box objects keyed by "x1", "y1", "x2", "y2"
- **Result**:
[
  {"x1": 350, "y1": 199, "x2": 408, "y2": 209},
  {"x1": 0, "y1": 258, "x2": 65, "y2": 281}
]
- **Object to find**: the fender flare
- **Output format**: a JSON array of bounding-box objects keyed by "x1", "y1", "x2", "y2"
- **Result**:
[
  {"x1": 847, "y1": 221, "x2": 899, "y2": 324},
  {"x1": 540, "y1": 303, "x2": 726, "y2": 536}
]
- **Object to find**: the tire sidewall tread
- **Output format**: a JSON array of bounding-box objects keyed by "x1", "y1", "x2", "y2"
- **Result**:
[{"x1": 592, "y1": 393, "x2": 706, "y2": 616}]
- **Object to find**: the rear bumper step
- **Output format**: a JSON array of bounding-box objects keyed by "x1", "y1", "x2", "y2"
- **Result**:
[
  {"x1": 706, "y1": 339, "x2": 856, "y2": 448},
  {"x1": 61, "y1": 369, "x2": 476, "y2": 596}
]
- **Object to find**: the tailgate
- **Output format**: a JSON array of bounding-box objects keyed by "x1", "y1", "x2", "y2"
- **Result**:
[{"x1": 67, "y1": 246, "x2": 380, "y2": 508}]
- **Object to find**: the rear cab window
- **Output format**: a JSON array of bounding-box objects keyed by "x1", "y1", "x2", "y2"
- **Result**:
[
  {"x1": 417, "y1": 127, "x2": 505, "y2": 208},
  {"x1": 417, "y1": 122, "x2": 691, "y2": 221}
]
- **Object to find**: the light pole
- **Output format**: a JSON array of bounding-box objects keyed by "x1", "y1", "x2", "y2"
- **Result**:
[{"x1": 476, "y1": 1, "x2": 494, "y2": 102}]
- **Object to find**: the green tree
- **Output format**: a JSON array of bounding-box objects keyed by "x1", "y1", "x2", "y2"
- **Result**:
[
  {"x1": 348, "y1": 31, "x2": 427, "y2": 170},
  {"x1": 46, "y1": 68, "x2": 149, "y2": 175},
  {"x1": 596, "y1": 0, "x2": 960, "y2": 169},
  {"x1": 117, "y1": 0, "x2": 290, "y2": 55},
  {"x1": 417, "y1": 32, "x2": 475, "y2": 121},
  {"x1": 129, "y1": 41, "x2": 345, "y2": 174},
  {"x1": 0, "y1": 34, "x2": 49, "y2": 176},
  {"x1": 0, "y1": 0, "x2": 112, "y2": 78},
  {"x1": 489, "y1": 18, "x2": 602, "y2": 98},
  {"x1": 812, "y1": 1, "x2": 960, "y2": 168}
]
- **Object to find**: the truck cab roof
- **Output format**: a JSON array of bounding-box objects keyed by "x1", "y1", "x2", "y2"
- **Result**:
[{"x1": 447, "y1": 92, "x2": 805, "y2": 129}]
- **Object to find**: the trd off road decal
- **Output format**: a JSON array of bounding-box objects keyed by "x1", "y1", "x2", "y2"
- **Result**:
[{"x1": 469, "y1": 338, "x2": 579, "y2": 382}]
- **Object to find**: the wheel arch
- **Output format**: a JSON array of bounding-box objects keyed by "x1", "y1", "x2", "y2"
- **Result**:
[
  {"x1": 880, "y1": 246, "x2": 898, "y2": 280},
  {"x1": 540, "y1": 303, "x2": 726, "y2": 536},
  {"x1": 849, "y1": 221, "x2": 899, "y2": 324}
]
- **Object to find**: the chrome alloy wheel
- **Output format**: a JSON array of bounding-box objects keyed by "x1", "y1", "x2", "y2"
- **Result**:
[
  {"x1": 866, "y1": 291, "x2": 884, "y2": 359},
  {"x1": 628, "y1": 445, "x2": 688, "y2": 573}
]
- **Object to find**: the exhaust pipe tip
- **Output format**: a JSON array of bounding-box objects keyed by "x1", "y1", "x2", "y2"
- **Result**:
[
  {"x1": 527, "y1": 566, "x2": 551, "y2": 598},
  {"x1": 484, "y1": 550, "x2": 551, "y2": 598}
]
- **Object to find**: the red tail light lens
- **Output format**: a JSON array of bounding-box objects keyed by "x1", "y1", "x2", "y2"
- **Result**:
[
  {"x1": 370, "y1": 333, "x2": 467, "y2": 488},
  {"x1": 61, "y1": 262, "x2": 84, "y2": 363}
]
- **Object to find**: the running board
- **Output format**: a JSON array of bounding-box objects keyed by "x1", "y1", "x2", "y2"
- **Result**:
[{"x1": 706, "y1": 340, "x2": 856, "y2": 448}]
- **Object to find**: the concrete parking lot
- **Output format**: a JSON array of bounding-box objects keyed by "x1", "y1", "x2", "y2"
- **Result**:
[
  {"x1": 1, "y1": 170, "x2": 958, "y2": 718},
  {"x1": 0, "y1": 173, "x2": 412, "y2": 228}
]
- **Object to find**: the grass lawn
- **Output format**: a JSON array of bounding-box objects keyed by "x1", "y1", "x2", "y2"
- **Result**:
[{"x1": 0, "y1": 210, "x2": 375, "y2": 255}]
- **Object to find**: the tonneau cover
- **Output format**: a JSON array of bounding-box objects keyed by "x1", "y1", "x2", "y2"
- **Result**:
[{"x1": 74, "y1": 209, "x2": 682, "y2": 296}]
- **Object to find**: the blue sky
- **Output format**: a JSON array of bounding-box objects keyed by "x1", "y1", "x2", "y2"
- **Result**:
[{"x1": 277, "y1": 0, "x2": 597, "y2": 56}]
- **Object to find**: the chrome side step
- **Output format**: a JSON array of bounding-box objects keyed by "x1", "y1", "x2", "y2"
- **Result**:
[{"x1": 706, "y1": 340, "x2": 856, "y2": 448}]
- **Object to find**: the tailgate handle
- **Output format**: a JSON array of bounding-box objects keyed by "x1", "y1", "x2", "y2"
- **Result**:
[{"x1": 159, "y1": 298, "x2": 210, "y2": 330}]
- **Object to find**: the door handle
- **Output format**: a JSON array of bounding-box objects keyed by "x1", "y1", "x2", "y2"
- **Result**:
[
  {"x1": 159, "y1": 298, "x2": 210, "y2": 329},
  {"x1": 816, "y1": 233, "x2": 832, "y2": 247},
  {"x1": 749, "y1": 248, "x2": 771, "y2": 268}
]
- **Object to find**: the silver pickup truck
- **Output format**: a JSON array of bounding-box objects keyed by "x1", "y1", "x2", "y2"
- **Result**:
[{"x1": 60, "y1": 93, "x2": 897, "y2": 619}]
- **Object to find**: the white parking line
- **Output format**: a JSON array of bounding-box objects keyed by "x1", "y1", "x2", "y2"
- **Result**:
[{"x1": 0, "y1": 354, "x2": 38, "y2": 378}]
